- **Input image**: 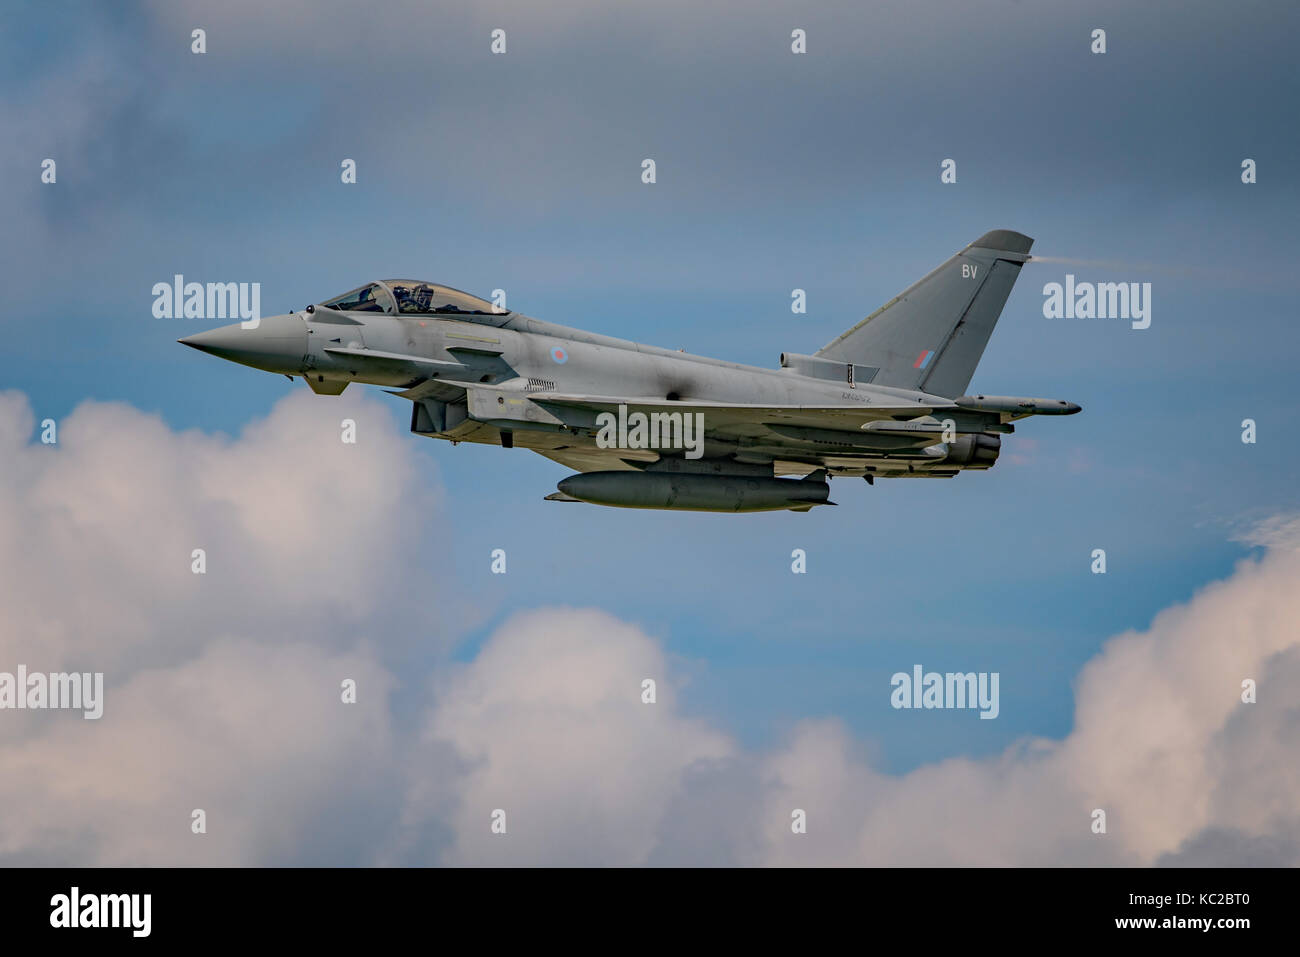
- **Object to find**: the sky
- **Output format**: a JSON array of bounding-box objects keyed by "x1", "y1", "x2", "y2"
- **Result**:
[{"x1": 1, "y1": 0, "x2": 1298, "y2": 865}]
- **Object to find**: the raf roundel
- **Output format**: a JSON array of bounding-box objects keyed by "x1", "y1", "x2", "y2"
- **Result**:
[{"x1": 550, "y1": 345, "x2": 569, "y2": 364}]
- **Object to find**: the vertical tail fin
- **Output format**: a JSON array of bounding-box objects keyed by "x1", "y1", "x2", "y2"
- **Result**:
[{"x1": 816, "y1": 229, "x2": 1033, "y2": 397}]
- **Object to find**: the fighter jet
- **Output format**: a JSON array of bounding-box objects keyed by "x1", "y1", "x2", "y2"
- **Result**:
[{"x1": 180, "y1": 229, "x2": 1079, "y2": 512}]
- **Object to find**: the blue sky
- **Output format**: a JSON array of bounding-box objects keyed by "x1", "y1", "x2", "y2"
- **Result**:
[{"x1": 3, "y1": 0, "x2": 1297, "y2": 787}]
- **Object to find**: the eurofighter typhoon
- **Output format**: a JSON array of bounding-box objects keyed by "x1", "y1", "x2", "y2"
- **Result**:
[{"x1": 180, "y1": 230, "x2": 1079, "y2": 512}]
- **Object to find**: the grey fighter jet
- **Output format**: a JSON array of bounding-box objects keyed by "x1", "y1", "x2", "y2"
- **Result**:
[{"x1": 180, "y1": 229, "x2": 1079, "y2": 512}]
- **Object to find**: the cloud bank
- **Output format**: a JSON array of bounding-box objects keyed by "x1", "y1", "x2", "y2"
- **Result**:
[{"x1": 0, "y1": 390, "x2": 1296, "y2": 865}]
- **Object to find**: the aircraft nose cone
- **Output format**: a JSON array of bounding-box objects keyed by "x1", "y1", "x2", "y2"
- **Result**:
[
  {"x1": 178, "y1": 327, "x2": 241, "y2": 355},
  {"x1": 179, "y1": 314, "x2": 307, "y2": 374}
]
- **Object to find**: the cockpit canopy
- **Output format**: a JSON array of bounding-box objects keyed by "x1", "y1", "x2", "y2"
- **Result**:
[{"x1": 320, "y1": 281, "x2": 505, "y2": 318}]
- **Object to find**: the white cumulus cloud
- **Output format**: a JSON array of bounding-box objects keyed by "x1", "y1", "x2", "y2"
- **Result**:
[{"x1": 2, "y1": 390, "x2": 1297, "y2": 865}]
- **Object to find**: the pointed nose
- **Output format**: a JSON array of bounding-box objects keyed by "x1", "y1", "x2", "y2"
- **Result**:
[{"x1": 179, "y1": 314, "x2": 308, "y2": 374}]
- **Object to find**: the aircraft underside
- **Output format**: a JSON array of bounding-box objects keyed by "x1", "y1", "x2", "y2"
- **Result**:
[
  {"x1": 414, "y1": 415, "x2": 993, "y2": 480},
  {"x1": 406, "y1": 406, "x2": 1004, "y2": 512}
]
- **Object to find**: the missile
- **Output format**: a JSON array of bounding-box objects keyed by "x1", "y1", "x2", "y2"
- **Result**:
[
  {"x1": 554, "y1": 470, "x2": 834, "y2": 513},
  {"x1": 954, "y1": 395, "x2": 1082, "y2": 415}
]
